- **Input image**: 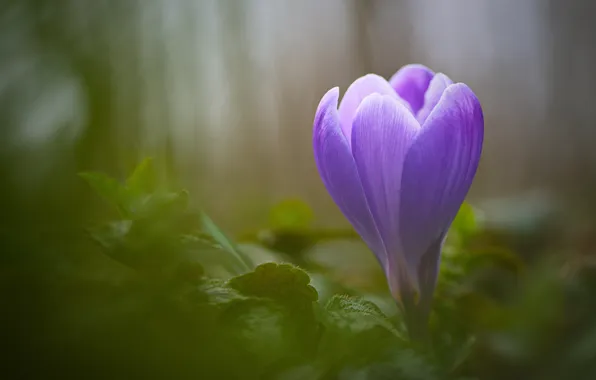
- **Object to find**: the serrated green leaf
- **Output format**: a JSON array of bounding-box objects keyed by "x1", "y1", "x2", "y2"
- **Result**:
[
  {"x1": 228, "y1": 262, "x2": 318, "y2": 304},
  {"x1": 199, "y1": 277, "x2": 317, "y2": 375},
  {"x1": 316, "y1": 295, "x2": 402, "y2": 369},
  {"x1": 324, "y1": 295, "x2": 399, "y2": 336},
  {"x1": 126, "y1": 157, "x2": 156, "y2": 197},
  {"x1": 226, "y1": 263, "x2": 320, "y2": 370},
  {"x1": 199, "y1": 279, "x2": 251, "y2": 306}
]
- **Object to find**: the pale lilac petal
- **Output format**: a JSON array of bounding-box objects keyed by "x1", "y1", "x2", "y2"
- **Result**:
[
  {"x1": 351, "y1": 94, "x2": 420, "y2": 288},
  {"x1": 389, "y1": 64, "x2": 435, "y2": 114},
  {"x1": 416, "y1": 73, "x2": 453, "y2": 125},
  {"x1": 337, "y1": 74, "x2": 401, "y2": 145},
  {"x1": 399, "y1": 83, "x2": 484, "y2": 299},
  {"x1": 313, "y1": 87, "x2": 386, "y2": 263}
]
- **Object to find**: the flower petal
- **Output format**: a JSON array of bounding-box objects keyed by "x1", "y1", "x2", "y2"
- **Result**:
[
  {"x1": 399, "y1": 83, "x2": 484, "y2": 297},
  {"x1": 338, "y1": 74, "x2": 401, "y2": 145},
  {"x1": 416, "y1": 73, "x2": 453, "y2": 125},
  {"x1": 415, "y1": 236, "x2": 445, "y2": 317},
  {"x1": 351, "y1": 93, "x2": 420, "y2": 289},
  {"x1": 313, "y1": 87, "x2": 386, "y2": 264},
  {"x1": 389, "y1": 64, "x2": 435, "y2": 114}
]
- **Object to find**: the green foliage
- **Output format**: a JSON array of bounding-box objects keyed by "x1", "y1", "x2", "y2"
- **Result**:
[
  {"x1": 13, "y1": 160, "x2": 591, "y2": 379},
  {"x1": 225, "y1": 263, "x2": 321, "y2": 373},
  {"x1": 427, "y1": 204, "x2": 526, "y2": 372},
  {"x1": 79, "y1": 157, "x2": 159, "y2": 218},
  {"x1": 449, "y1": 202, "x2": 479, "y2": 247},
  {"x1": 317, "y1": 295, "x2": 402, "y2": 367},
  {"x1": 269, "y1": 198, "x2": 314, "y2": 230},
  {"x1": 228, "y1": 262, "x2": 318, "y2": 304},
  {"x1": 241, "y1": 199, "x2": 358, "y2": 261},
  {"x1": 75, "y1": 161, "x2": 469, "y2": 378},
  {"x1": 200, "y1": 211, "x2": 252, "y2": 272},
  {"x1": 80, "y1": 158, "x2": 250, "y2": 274},
  {"x1": 125, "y1": 157, "x2": 157, "y2": 197},
  {"x1": 78, "y1": 171, "x2": 128, "y2": 215},
  {"x1": 323, "y1": 295, "x2": 398, "y2": 336}
]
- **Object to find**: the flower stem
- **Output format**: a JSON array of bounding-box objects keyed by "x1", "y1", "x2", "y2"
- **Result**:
[{"x1": 401, "y1": 292, "x2": 432, "y2": 348}]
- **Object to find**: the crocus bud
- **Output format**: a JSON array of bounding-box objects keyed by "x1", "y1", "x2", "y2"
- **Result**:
[{"x1": 313, "y1": 64, "x2": 484, "y2": 340}]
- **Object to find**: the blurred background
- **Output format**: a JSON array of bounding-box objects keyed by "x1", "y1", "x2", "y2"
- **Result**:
[{"x1": 2, "y1": 0, "x2": 596, "y2": 235}]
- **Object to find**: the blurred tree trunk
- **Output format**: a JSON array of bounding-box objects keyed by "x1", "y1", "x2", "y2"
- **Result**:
[
  {"x1": 548, "y1": 0, "x2": 596, "y2": 215},
  {"x1": 215, "y1": 1, "x2": 272, "y2": 228},
  {"x1": 352, "y1": 0, "x2": 375, "y2": 73}
]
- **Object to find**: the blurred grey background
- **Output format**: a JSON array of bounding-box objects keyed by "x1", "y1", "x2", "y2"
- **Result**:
[{"x1": 1, "y1": 0, "x2": 595, "y2": 235}]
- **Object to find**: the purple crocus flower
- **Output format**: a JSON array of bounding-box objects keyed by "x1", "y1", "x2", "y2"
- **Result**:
[{"x1": 313, "y1": 64, "x2": 483, "y2": 338}]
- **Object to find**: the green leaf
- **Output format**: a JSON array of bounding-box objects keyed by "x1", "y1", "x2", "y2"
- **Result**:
[
  {"x1": 79, "y1": 171, "x2": 127, "y2": 214},
  {"x1": 323, "y1": 295, "x2": 398, "y2": 336},
  {"x1": 316, "y1": 295, "x2": 402, "y2": 369},
  {"x1": 449, "y1": 335, "x2": 477, "y2": 372},
  {"x1": 126, "y1": 157, "x2": 157, "y2": 197},
  {"x1": 464, "y1": 247, "x2": 524, "y2": 274},
  {"x1": 220, "y1": 302, "x2": 289, "y2": 371},
  {"x1": 198, "y1": 279, "x2": 251, "y2": 306},
  {"x1": 80, "y1": 159, "x2": 167, "y2": 218},
  {"x1": 387, "y1": 349, "x2": 443, "y2": 380},
  {"x1": 227, "y1": 263, "x2": 321, "y2": 367},
  {"x1": 200, "y1": 211, "x2": 252, "y2": 272},
  {"x1": 453, "y1": 202, "x2": 477, "y2": 231},
  {"x1": 567, "y1": 323, "x2": 596, "y2": 364},
  {"x1": 200, "y1": 277, "x2": 318, "y2": 376},
  {"x1": 88, "y1": 219, "x2": 179, "y2": 270},
  {"x1": 182, "y1": 235, "x2": 251, "y2": 277},
  {"x1": 338, "y1": 347, "x2": 443, "y2": 380},
  {"x1": 227, "y1": 262, "x2": 318, "y2": 304},
  {"x1": 130, "y1": 190, "x2": 189, "y2": 220},
  {"x1": 88, "y1": 220, "x2": 133, "y2": 252},
  {"x1": 269, "y1": 199, "x2": 314, "y2": 230},
  {"x1": 448, "y1": 202, "x2": 478, "y2": 247}
]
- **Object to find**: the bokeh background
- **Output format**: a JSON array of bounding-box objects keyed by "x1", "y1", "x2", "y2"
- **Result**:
[{"x1": 3, "y1": 0, "x2": 596, "y2": 237}]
